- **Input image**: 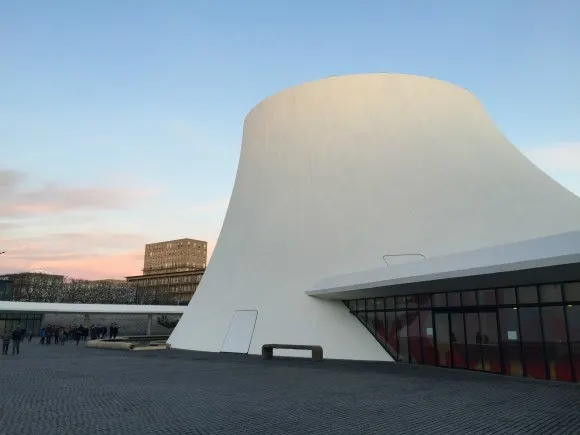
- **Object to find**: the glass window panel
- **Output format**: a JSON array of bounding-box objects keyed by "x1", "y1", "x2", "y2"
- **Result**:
[
  {"x1": 448, "y1": 292, "x2": 461, "y2": 307},
  {"x1": 566, "y1": 305, "x2": 580, "y2": 383},
  {"x1": 366, "y1": 299, "x2": 374, "y2": 311},
  {"x1": 432, "y1": 293, "x2": 446, "y2": 307},
  {"x1": 434, "y1": 313, "x2": 450, "y2": 367},
  {"x1": 395, "y1": 311, "x2": 410, "y2": 362},
  {"x1": 406, "y1": 296, "x2": 419, "y2": 309},
  {"x1": 497, "y1": 288, "x2": 516, "y2": 305},
  {"x1": 419, "y1": 311, "x2": 436, "y2": 365},
  {"x1": 407, "y1": 311, "x2": 422, "y2": 364},
  {"x1": 366, "y1": 311, "x2": 376, "y2": 333},
  {"x1": 518, "y1": 286, "x2": 538, "y2": 304},
  {"x1": 499, "y1": 308, "x2": 523, "y2": 376},
  {"x1": 374, "y1": 311, "x2": 387, "y2": 346},
  {"x1": 478, "y1": 289, "x2": 496, "y2": 305},
  {"x1": 374, "y1": 298, "x2": 385, "y2": 310},
  {"x1": 480, "y1": 312, "x2": 501, "y2": 373},
  {"x1": 462, "y1": 291, "x2": 477, "y2": 306},
  {"x1": 539, "y1": 284, "x2": 562, "y2": 303},
  {"x1": 395, "y1": 297, "x2": 406, "y2": 310},
  {"x1": 356, "y1": 300, "x2": 365, "y2": 312},
  {"x1": 541, "y1": 306, "x2": 572, "y2": 382},
  {"x1": 465, "y1": 312, "x2": 482, "y2": 370},
  {"x1": 417, "y1": 294, "x2": 431, "y2": 309},
  {"x1": 450, "y1": 313, "x2": 466, "y2": 368},
  {"x1": 385, "y1": 297, "x2": 395, "y2": 310},
  {"x1": 385, "y1": 311, "x2": 398, "y2": 357},
  {"x1": 519, "y1": 307, "x2": 547, "y2": 380},
  {"x1": 563, "y1": 282, "x2": 580, "y2": 302}
]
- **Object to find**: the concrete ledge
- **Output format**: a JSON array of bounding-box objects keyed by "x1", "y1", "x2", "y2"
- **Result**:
[
  {"x1": 131, "y1": 345, "x2": 169, "y2": 351},
  {"x1": 87, "y1": 340, "x2": 135, "y2": 350}
]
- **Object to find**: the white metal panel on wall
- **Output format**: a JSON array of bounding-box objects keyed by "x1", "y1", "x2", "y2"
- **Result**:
[
  {"x1": 168, "y1": 74, "x2": 580, "y2": 361},
  {"x1": 220, "y1": 310, "x2": 258, "y2": 354}
]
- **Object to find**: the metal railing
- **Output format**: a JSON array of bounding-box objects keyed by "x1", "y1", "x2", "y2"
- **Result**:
[{"x1": 382, "y1": 253, "x2": 427, "y2": 266}]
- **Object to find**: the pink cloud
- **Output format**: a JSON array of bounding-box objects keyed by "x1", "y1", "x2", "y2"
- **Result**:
[
  {"x1": 0, "y1": 169, "x2": 160, "y2": 218},
  {"x1": 1, "y1": 231, "x2": 217, "y2": 279},
  {"x1": 0, "y1": 250, "x2": 144, "y2": 280},
  {"x1": 0, "y1": 231, "x2": 148, "y2": 279}
]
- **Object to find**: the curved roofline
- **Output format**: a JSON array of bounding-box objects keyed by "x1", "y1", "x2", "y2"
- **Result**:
[{"x1": 245, "y1": 73, "x2": 475, "y2": 121}]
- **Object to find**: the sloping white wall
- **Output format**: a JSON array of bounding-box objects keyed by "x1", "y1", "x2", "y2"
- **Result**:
[{"x1": 169, "y1": 74, "x2": 580, "y2": 361}]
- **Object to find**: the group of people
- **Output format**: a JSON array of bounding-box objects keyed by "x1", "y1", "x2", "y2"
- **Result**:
[
  {"x1": 2, "y1": 322, "x2": 122, "y2": 355},
  {"x1": 39, "y1": 323, "x2": 121, "y2": 345},
  {"x1": 2, "y1": 325, "x2": 31, "y2": 355}
]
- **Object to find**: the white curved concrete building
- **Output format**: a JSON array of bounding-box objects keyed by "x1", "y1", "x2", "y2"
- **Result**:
[{"x1": 169, "y1": 74, "x2": 580, "y2": 381}]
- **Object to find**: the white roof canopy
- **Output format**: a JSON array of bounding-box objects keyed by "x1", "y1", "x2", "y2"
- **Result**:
[
  {"x1": 0, "y1": 301, "x2": 186, "y2": 315},
  {"x1": 307, "y1": 231, "x2": 580, "y2": 300}
]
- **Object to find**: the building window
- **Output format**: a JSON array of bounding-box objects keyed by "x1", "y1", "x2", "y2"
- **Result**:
[{"x1": 345, "y1": 279, "x2": 580, "y2": 383}]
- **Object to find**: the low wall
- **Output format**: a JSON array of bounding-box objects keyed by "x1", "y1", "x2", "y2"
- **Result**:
[{"x1": 42, "y1": 313, "x2": 181, "y2": 336}]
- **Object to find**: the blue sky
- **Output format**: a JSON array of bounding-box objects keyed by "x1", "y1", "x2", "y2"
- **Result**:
[{"x1": 1, "y1": 1, "x2": 579, "y2": 278}]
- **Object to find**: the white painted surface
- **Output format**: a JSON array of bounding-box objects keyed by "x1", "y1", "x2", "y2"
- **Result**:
[
  {"x1": 220, "y1": 310, "x2": 258, "y2": 353},
  {"x1": 0, "y1": 301, "x2": 185, "y2": 314},
  {"x1": 169, "y1": 74, "x2": 580, "y2": 361}
]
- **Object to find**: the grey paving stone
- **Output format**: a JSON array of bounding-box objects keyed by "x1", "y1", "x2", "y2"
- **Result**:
[{"x1": 0, "y1": 340, "x2": 579, "y2": 435}]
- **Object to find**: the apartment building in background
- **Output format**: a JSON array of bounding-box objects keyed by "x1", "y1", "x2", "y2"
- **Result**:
[{"x1": 126, "y1": 238, "x2": 207, "y2": 305}]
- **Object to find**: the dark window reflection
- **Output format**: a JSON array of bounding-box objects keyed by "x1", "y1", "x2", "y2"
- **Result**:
[
  {"x1": 566, "y1": 305, "x2": 580, "y2": 382},
  {"x1": 432, "y1": 293, "x2": 446, "y2": 307},
  {"x1": 478, "y1": 289, "x2": 496, "y2": 305},
  {"x1": 539, "y1": 284, "x2": 562, "y2": 303},
  {"x1": 519, "y1": 307, "x2": 546, "y2": 380},
  {"x1": 407, "y1": 310, "x2": 422, "y2": 364},
  {"x1": 346, "y1": 280, "x2": 580, "y2": 383},
  {"x1": 542, "y1": 306, "x2": 572, "y2": 382},
  {"x1": 518, "y1": 286, "x2": 538, "y2": 304},
  {"x1": 497, "y1": 288, "x2": 516, "y2": 305},
  {"x1": 564, "y1": 283, "x2": 580, "y2": 302},
  {"x1": 448, "y1": 292, "x2": 461, "y2": 307},
  {"x1": 462, "y1": 291, "x2": 477, "y2": 306},
  {"x1": 499, "y1": 308, "x2": 523, "y2": 376}
]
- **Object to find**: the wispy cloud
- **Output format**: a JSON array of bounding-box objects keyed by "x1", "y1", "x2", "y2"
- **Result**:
[
  {"x1": 0, "y1": 169, "x2": 161, "y2": 278},
  {"x1": 0, "y1": 169, "x2": 159, "y2": 218}
]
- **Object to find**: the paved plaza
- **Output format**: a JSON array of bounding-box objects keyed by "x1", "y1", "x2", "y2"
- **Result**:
[{"x1": 1, "y1": 342, "x2": 579, "y2": 435}]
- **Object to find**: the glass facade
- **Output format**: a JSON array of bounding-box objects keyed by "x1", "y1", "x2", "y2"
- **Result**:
[
  {"x1": 0, "y1": 312, "x2": 44, "y2": 336},
  {"x1": 345, "y1": 281, "x2": 580, "y2": 383}
]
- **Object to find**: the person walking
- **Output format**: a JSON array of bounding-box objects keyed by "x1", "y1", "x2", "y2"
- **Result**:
[
  {"x1": 75, "y1": 326, "x2": 82, "y2": 346},
  {"x1": 12, "y1": 325, "x2": 22, "y2": 355},
  {"x1": 2, "y1": 330, "x2": 10, "y2": 355},
  {"x1": 28, "y1": 330, "x2": 33, "y2": 343}
]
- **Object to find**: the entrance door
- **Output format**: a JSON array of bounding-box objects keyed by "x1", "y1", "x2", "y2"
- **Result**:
[{"x1": 221, "y1": 310, "x2": 258, "y2": 354}]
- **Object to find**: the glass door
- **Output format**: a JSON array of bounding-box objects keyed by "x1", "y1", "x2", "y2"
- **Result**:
[
  {"x1": 479, "y1": 311, "x2": 501, "y2": 373},
  {"x1": 434, "y1": 312, "x2": 451, "y2": 367}
]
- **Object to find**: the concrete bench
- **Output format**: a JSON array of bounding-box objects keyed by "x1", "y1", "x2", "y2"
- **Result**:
[{"x1": 262, "y1": 344, "x2": 323, "y2": 362}]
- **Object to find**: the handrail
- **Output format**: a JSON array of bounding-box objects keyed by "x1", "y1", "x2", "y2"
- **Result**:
[{"x1": 382, "y1": 253, "x2": 427, "y2": 266}]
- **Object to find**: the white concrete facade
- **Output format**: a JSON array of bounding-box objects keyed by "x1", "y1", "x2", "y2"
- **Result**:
[{"x1": 168, "y1": 74, "x2": 580, "y2": 361}]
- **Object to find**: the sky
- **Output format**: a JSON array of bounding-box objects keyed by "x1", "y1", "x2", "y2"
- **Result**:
[{"x1": 1, "y1": 1, "x2": 579, "y2": 279}]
